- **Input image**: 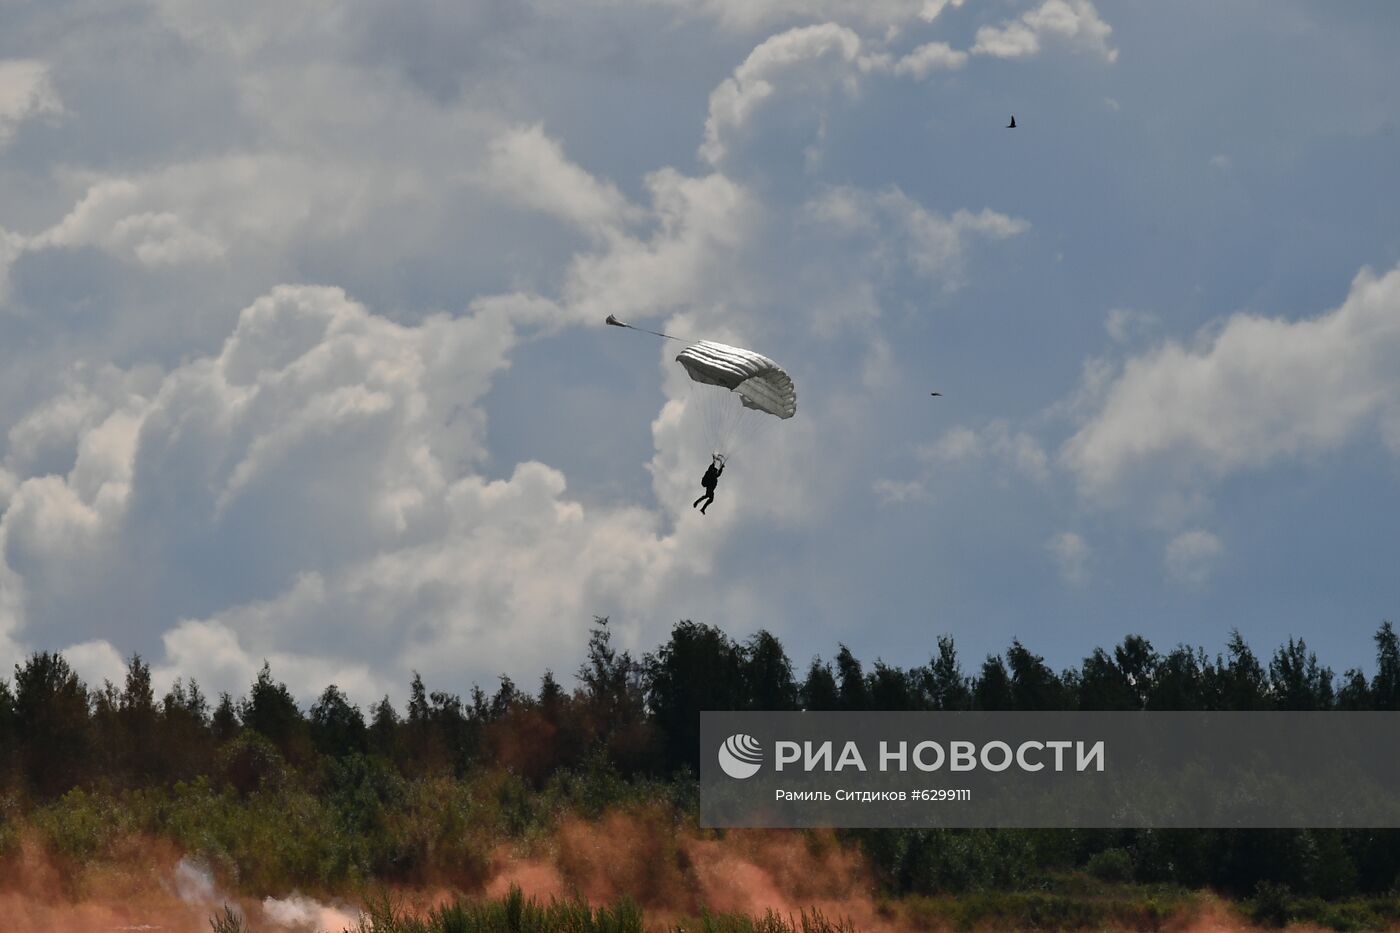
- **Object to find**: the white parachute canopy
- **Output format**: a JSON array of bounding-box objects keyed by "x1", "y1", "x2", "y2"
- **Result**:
[{"x1": 675, "y1": 340, "x2": 795, "y2": 457}]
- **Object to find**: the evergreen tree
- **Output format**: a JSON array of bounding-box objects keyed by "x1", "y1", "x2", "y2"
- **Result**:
[
  {"x1": 645, "y1": 620, "x2": 746, "y2": 773},
  {"x1": 834, "y1": 644, "x2": 870, "y2": 711},
  {"x1": 974, "y1": 654, "x2": 1013, "y2": 710},
  {"x1": 1007, "y1": 640, "x2": 1064, "y2": 710},
  {"x1": 13, "y1": 652, "x2": 91, "y2": 797},
  {"x1": 211, "y1": 692, "x2": 240, "y2": 743},
  {"x1": 1269, "y1": 638, "x2": 1334, "y2": 710},
  {"x1": 1372, "y1": 622, "x2": 1400, "y2": 710},
  {"x1": 1149, "y1": 645, "x2": 1210, "y2": 710},
  {"x1": 368, "y1": 695, "x2": 401, "y2": 760},
  {"x1": 1115, "y1": 635, "x2": 1159, "y2": 709},
  {"x1": 1077, "y1": 648, "x2": 1135, "y2": 710},
  {"x1": 924, "y1": 637, "x2": 970, "y2": 711},
  {"x1": 1218, "y1": 631, "x2": 1270, "y2": 710},
  {"x1": 310, "y1": 685, "x2": 368, "y2": 757},
  {"x1": 869, "y1": 660, "x2": 917, "y2": 710},
  {"x1": 742, "y1": 630, "x2": 798, "y2": 710},
  {"x1": 800, "y1": 658, "x2": 840, "y2": 711},
  {"x1": 240, "y1": 663, "x2": 306, "y2": 756}
]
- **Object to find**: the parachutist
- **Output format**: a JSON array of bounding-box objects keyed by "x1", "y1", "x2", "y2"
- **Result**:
[{"x1": 692, "y1": 455, "x2": 725, "y2": 514}]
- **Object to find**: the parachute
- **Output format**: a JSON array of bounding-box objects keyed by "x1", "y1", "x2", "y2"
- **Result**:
[
  {"x1": 675, "y1": 340, "x2": 795, "y2": 458},
  {"x1": 605, "y1": 315, "x2": 796, "y2": 459}
]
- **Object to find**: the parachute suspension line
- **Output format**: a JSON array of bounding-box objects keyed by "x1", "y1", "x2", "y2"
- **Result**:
[
  {"x1": 674, "y1": 338, "x2": 796, "y2": 462},
  {"x1": 604, "y1": 314, "x2": 687, "y2": 342},
  {"x1": 688, "y1": 383, "x2": 769, "y2": 462}
]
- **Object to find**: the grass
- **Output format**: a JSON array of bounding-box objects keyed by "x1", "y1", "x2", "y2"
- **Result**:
[{"x1": 232, "y1": 886, "x2": 860, "y2": 933}]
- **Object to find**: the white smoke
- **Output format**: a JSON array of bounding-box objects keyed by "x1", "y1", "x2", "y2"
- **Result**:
[{"x1": 262, "y1": 893, "x2": 362, "y2": 931}]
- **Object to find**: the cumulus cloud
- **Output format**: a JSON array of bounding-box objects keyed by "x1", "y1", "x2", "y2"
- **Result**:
[
  {"x1": 1063, "y1": 264, "x2": 1400, "y2": 510},
  {"x1": 1104, "y1": 308, "x2": 1159, "y2": 345},
  {"x1": 807, "y1": 186, "x2": 1029, "y2": 290},
  {"x1": 486, "y1": 124, "x2": 642, "y2": 236},
  {"x1": 875, "y1": 421, "x2": 1051, "y2": 506},
  {"x1": 635, "y1": 0, "x2": 963, "y2": 33},
  {"x1": 925, "y1": 422, "x2": 1051, "y2": 483},
  {"x1": 0, "y1": 285, "x2": 813, "y2": 701},
  {"x1": 888, "y1": 42, "x2": 969, "y2": 78},
  {"x1": 26, "y1": 156, "x2": 390, "y2": 268},
  {"x1": 1165, "y1": 529, "x2": 1223, "y2": 586},
  {"x1": 701, "y1": 23, "x2": 862, "y2": 165},
  {"x1": 563, "y1": 169, "x2": 758, "y2": 321},
  {"x1": 972, "y1": 0, "x2": 1118, "y2": 63},
  {"x1": 0, "y1": 59, "x2": 62, "y2": 147},
  {"x1": 873, "y1": 478, "x2": 932, "y2": 506},
  {"x1": 1046, "y1": 531, "x2": 1090, "y2": 585}
]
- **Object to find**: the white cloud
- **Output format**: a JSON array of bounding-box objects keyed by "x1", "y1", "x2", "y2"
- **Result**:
[
  {"x1": 701, "y1": 23, "x2": 862, "y2": 165},
  {"x1": 1104, "y1": 308, "x2": 1159, "y2": 345},
  {"x1": 58, "y1": 639, "x2": 128, "y2": 690},
  {"x1": 26, "y1": 156, "x2": 395, "y2": 268},
  {"x1": 486, "y1": 124, "x2": 641, "y2": 236},
  {"x1": 972, "y1": 0, "x2": 1118, "y2": 63},
  {"x1": 0, "y1": 60, "x2": 62, "y2": 147},
  {"x1": 1046, "y1": 531, "x2": 1090, "y2": 585},
  {"x1": 632, "y1": 0, "x2": 962, "y2": 33},
  {"x1": 891, "y1": 42, "x2": 969, "y2": 78},
  {"x1": 1165, "y1": 529, "x2": 1223, "y2": 586},
  {"x1": 0, "y1": 284, "x2": 816, "y2": 702},
  {"x1": 924, "y1": 422, "x2": 1050, "y2": 483},
  {"x1": 876, "y1": 421, "x2": 1051, "y2": 505},
  {"x1": 807, "y1": 186, "x2": 1029, "y2": 290},
  {"x1": 873, "y1": 478, "x2": 932, "y2": 505},
  {"x1": 563, "y1": 168, "x2": 758, "y2": 321},
  {"x1": 1063, "y1": 264, "x2": 1400, "y2": 509}
]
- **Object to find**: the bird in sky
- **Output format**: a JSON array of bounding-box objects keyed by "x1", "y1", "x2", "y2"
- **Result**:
[
  {"x1": 1006, "y1": 115, "x2": 1017, "y2": 128},
  {"x1": 930, "y1": 392, "x2": 943, "y2": 397}
]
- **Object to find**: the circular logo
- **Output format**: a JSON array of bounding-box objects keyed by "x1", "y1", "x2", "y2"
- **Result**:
[{"x1": 718, "y1": 733, "x2": 763, "y2": 779}]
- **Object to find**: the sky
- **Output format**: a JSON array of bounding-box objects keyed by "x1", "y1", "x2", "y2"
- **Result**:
[{"x1": 1, "y1": 0, "x2": 1398, "y2": 706}]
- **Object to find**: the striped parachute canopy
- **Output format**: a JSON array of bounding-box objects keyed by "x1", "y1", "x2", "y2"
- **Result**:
[
  {"x1": 674, "y1": 340, "x2": 795, "y2": 459},
  {"x1": 675, "y1": 340, "x2": 796, "y2": 420}
]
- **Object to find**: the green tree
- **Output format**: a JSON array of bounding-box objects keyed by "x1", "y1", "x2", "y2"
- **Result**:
[
  {"x1": 119, "y1": 655, "x2": 160, "y2": 783},
  {"x1": 1006, "y1": 640, "x2": 1065, "y2": 710},
  {"x1": 800, "y1": 658, "x2": 839, "y2": 711},
  {"x1": 310, "y1": 685, "x2": 368, "y2": 757},
  {"x1": 1268, "y1": 638, "x2": 1334, "y2": 710},
  {"x1": 240, "y1": 663, "x2": 306, "y2": 757},
  {"x1": 742, "y1": 630, "x2": 798, "y2": 710},
  {"x1": 1371, "y1": 622, "x2": 1400, "y2": 710},
  {"x1": 834, "y1": 644, "x2": 869, "y2": 711},
  {"x1": 1115, "y1": 635, "x2": 1159, "y2": 709},
  {"x1": 1077, "y1": 648, "x2": 1136, "y2": 710},
  {"x1": 1218, "y1": 631, "x2": 1270, "y2": 710},
  {"x1": 1149, "y1": 645, "x2": 1210, "y2": 710},
  {"x1": 923, "y1": 637, "x2": 970, "y2": 711},
  {"x1": 211, "y1": 691, "x2": 240, "y2": 743},
  {"x1": 13, "y1": 652, "x2": 91, "y2": 797},
  {"x1": 645, "y1": 620, "x2": 745, "y2": 773},
  {"x1": 869, "y1": 660, "x2": 917, "y2": 710},
  {"x1": 973, "y1": 654, "x2": 1013, "y2": 710}
]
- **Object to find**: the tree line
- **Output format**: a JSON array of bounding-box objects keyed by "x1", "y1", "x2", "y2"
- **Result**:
[
  {"x1": 2, "y1": 620, "x2": 1396, "y2": 794},
  {"x1": 3, "y1": 620, "x2": 1400, "y2": 899}
]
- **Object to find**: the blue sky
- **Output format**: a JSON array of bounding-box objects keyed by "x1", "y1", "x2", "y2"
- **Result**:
[{"x1": 1, "y1": 0, "x2": 1397, "y2": 703}]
